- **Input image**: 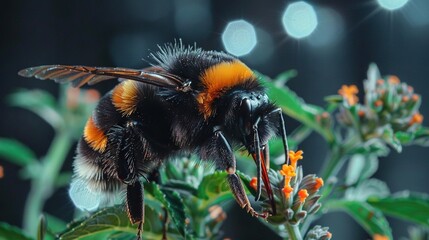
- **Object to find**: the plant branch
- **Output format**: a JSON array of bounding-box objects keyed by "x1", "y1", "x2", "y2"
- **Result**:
[
  {"x1": 23, "y1": 130, "x2": 73, "y2": 236},
  {"x1": 284, "y1": 223, "x2": 302, "y2": 240}
]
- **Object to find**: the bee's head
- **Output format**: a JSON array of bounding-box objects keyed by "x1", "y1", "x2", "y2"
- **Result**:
[
  {"x1": 218, "y1": 89, "x2": 276, "y2": 153},
  {"x1": 237, "y1": 93, "x2": 277, "y2": 154}
]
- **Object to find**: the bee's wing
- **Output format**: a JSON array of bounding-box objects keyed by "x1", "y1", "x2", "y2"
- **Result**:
[
  {"x1": 69, "y1": 177, "x2": 122, "y2": 212},
  {"x1": 18, "y1": 65, "x2": 189, "y2": 91}
]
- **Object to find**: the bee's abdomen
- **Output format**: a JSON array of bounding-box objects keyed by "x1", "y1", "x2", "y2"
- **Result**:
[{"x1": 74, "y1": 137, "x2": 122, "y2": 193}]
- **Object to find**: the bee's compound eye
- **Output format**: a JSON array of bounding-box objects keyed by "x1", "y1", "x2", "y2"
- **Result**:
[{"x1": 69, "y1": 178, "x2": 101, "y2": 211}]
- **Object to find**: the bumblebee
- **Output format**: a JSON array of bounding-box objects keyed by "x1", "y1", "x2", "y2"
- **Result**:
[{"x1": 19, "y1": 42, "x2": 289, "y2": 239}]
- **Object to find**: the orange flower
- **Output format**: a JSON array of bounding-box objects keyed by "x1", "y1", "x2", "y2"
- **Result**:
[
  {"x1": 0, "y1": 165, "x2": 3, "y2": 179},
  {"x1": 326, "y1": 232, "x2": 332, "y2": 239},
  {"x1": 401, "y1": 96, "x2": 409, "y2": 102},
  {"x1": 373, "y1": 234, "x2": 389, "y2": 240},
  {"x1": 314, "y1": 178, "x2": 324, "y2": 190},
  {"x1": 374, "y1": 100, "x2": 383, "y2": 107},
  {"x1": 298, "y1": 189, "x2": 309, "y2": 203},
  {"x1": 338, "y1": 85, "x2": 359, "y2": 106},
  {"x1": 249, "y1": 177, "x2": 258, "y2": 190},
  {"x1": 376, "y1": 79, "x2": 384, "y2": 85},
  {"x1": 280, "y1": 164, "x2": 296, "y2": 178},
  {"x1": 409, "y1": 113, "x2": 424, "y2": 125},
  {"x1": 289, "y1": 150, "x2": 303, "y2": 169},
  {"x1": 412, "y1": 94, "x2": 419, "y2": 102},
  {"x1": 388, "y1": 75, "x2": 400, "y2": 85},
  {"x1": 282, "y1": 185, "x2": 293, "y2": 198}
]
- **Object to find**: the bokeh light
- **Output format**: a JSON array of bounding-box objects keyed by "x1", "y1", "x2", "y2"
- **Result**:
[
  {"x1": 307, "y1": 7, "x2": 345, "y2": 47},
  {"x1": 282, "y1": 1, "x2": 318, "y2": 39},
  {"x1": 376, "y1": 0, "x2": 409, "y2": 10},
  {"x1": 222, "y1": 20, "x2": 257, "y2": 57}
]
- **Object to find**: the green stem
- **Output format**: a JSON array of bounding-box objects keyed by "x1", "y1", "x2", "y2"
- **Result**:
[
  {"x1": 320, "y1": 146, "x2": 345, "y2": 181},
  {"x1": 284, "y1": 223, "x2": 302, "y2": 240},
  {"x1": 23, "y1": 130, "x2": 73, "y2": 236}
]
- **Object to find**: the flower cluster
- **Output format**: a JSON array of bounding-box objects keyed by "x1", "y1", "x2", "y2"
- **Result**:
[
  {"x1": 336, "y1": 65, "x2": 426, "y2": 150},
  {"x1": 305, "y1": 225, "x2": 332, "y2": 240},
  {"x1": 250, "y1": 150, "x2": 326, "y2": 233}
]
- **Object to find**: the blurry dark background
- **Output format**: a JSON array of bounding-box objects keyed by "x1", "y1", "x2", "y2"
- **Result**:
[{"x1": 1, "y1": 0, "x2": 428, "y2": 239}]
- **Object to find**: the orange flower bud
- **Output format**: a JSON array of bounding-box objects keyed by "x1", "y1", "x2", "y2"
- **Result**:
[
  {"x1": 314, "y1": 178, "x2": 324, "y2": 190},
  {"x1": 388, "y1": 75, "x2": 400, "y2": 85},
  {"x1": 298, "y1": 189, "x2": 309, "y2": 203},
  {"x1": 409, "y1": 113, "x2": 424, "y2": 125},
  {"x1": 373, "y1": 234, "x2": 389, "y2": 240},
  {"x1": 374, "y1": 100, "x2": 383, "y2": 107},
  {"x1": 282, "y1": 186, "x2": 293, "y2": 198},
  {"x1": 338, "y1": 85, "x2": 359, "y2": 106},
  {"x1": 250, "y1": 177, "x2": 258, "y2": 190},
  {"x1": 401, "y1": 96, "x2": 409, "y2": 102}
]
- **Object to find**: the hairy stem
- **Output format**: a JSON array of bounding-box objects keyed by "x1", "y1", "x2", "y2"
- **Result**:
[
  {"x1": 23, "y1": 130, "x2": 73, "y2": 236},
  {"x1": 285, "y1": 223, "x2": 302, "y2": 240}
]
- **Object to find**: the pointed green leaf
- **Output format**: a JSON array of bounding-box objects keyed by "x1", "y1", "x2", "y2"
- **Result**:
[
  {"x1": 8, "y1": 89, "x2": 63, "y2": 129},
  {"x1": 327, "y1": 200, "x2": 392, "y2": 239},
  {"x1": 44, "y1": 213, "x2": 67, "y2": 233},
  {"x1": 345, "y1": 179, "x2": 390, "y2": 201},
  {"x1": 0, "y1": 222, "x2": 32, "y2": 240},
  {"x1": 58, "y1": 207, "x2": 134, "y2": 240},
  {"x1": 257, "y1": 72, "x2": 334, "y2": 143},
  {"x1": 197, "y1": 171, "x2": 230, "y2": 200},
  {"x1": 345, "y1": 155, "x2": 379, "y2": 186},
  {"x1": 145, "y1": 183, "x2": 188, "y2": 237},
  {"x1": 0, "y1": 138, "x2": 37, "y2": 166},
  {"x1": 162, "y1": 180, "x2": 198, "y2": 196},
  {"x1": 273, "y1": 69, "x2": 298, "y2": 85},
  {"x1": 197, "y1": 171, "x2": 251, "y2": 209},
  {"x1": 381, "y1": 126, "x2": 402, "y2": 152},
  {"x1": 368, "y1": 191, "x2": 429, "y2": 227}
]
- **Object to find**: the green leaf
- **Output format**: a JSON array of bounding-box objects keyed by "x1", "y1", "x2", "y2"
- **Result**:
[
  {"x1": 327, "y1": 200, "x2": 392, "y2": 239},
  {"x1": 8, "y1": 89, "x2": 63, "y2": 129},
  {"x1": 58, "y1": 207, "x2": 135, "y2": 240},
  {"x1": 257, "y1": 72, "x2": 335, "y2": 143},
  {"x1": 350, "y1": 139, "x2": 390, "y2": 157},
  {"x1": 0, "y1": 222, "x2": 32, "y2": 240},
  {"x1": 107, "y1": 232, "x2": 136, "y2": 240},
  {"x1": 197, "y1": 171, "x2": 251, "y2": 210},
  {"x1": 345, "y1": 155, "x2": 379, "y2": 186},
  {"x1": 162, "y1": 180, "x2": 198, "y2": 196},
  {"x1": 381, "y1": 126, "x2": 402, "y2": 152},
  {"x1": 368, "y1": 191, "x2": 429, "y2": 227},
  {"x1": 273, "y1": 69, "x2": 298, "y2": 85},
  {"x1": 412, "y1": 127, "x2": 429, "y2": 146},
  {"x1": 197, "y1": 171, "x2": 231, "y2": 200},
  {"x1": 44, "y1": 213, "x2": 67, "y2": 233},
  {"x1": 145, "y1": 183, "x2": 188, "y2": 237},
  {"x1": 345, "y1": 178, "x2": 390, "y2": 201},
  {"x1": 0, "y1": 138, "x2": 37, "y2": 166}
]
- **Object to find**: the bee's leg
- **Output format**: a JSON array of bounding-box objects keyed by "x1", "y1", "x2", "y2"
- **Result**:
[
  {"x1": 109, "y1": 121, "x2": 146, "y2": 239},
  {"x1": 161, "y1": 207, "x2": 169, "y2": 240},
  {"x1": 205, "y1": 130, "x2": 267, "y2": 218},
  {"x1": 126, "y1": 181, "x2": 144, "y2": 240}
]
